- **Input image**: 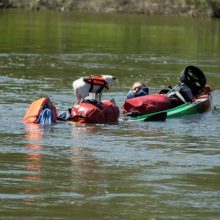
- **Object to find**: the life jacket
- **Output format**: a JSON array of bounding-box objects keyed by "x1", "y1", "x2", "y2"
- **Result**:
[
  {"x1": 71, "y1": 100, "x2": 119, "y2": 124},
  {"x1": 122, "y1": 94, "x2": 172, "y2": 116},
  {"x1": 23, "y1": 97, "x2": 57, "y2": 124},
  {"x1": 83, "y1": 75, "x2": 109, "y2": 93}
]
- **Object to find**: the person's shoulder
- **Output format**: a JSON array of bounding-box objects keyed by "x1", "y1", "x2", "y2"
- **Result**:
[
  {"x1": 127, "y1": 91, "x2": 136, "y2": 99},
  {"x1": 139, "y1": 87, "x2": 149, "y2": 95}
]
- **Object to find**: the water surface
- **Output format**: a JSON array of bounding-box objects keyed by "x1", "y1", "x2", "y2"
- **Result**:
[{"x1": 0, "y1": 10, "x2": 220, "y2": 219}]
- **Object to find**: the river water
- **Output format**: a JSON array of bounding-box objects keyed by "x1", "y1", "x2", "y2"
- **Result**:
[{"x1": 0, "y1": 10, "x2": 220, "y2": 219}]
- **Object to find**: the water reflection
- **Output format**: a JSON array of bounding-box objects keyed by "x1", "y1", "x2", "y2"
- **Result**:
[
  {"x1": 23, "y1": 124, "x2": 45, "y2": 202},
  {"x1": 24, "y1": 125, "x2": 43, "y2": 180},
  {"x1": 69, "y1": 124, "x2": 103, "y2": 193},
  {"x1": 71, "y1": 123, "x2": 99, "y2": 138}
]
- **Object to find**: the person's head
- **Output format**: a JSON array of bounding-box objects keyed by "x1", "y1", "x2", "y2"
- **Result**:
[
  {"x1": 132, "y1": 82, "x2": 146, "y2": 94},
  {"x1": 127, "y1": 81, "x2": 149, "y2": 99}
]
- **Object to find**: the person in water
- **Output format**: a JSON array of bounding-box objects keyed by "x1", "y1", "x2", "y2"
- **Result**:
[{"x1": 127, "y1": 81, "x2": 149, "y2": 99}]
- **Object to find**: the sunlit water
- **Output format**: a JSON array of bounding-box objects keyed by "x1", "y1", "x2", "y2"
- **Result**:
[{"x1": 0, "y1": 10, "x2": 220, "y2": 219}]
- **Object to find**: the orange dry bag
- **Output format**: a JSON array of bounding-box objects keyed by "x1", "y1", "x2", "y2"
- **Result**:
[{"x1": 23, "y1": 97, "x2": 57, "y2": 124}]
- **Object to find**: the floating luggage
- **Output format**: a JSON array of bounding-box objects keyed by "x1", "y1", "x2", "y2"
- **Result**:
[
  {"x1": 70, "y1": 100, "x2": 119, "y2": 124},
  {"x1": 23, "y1": 97, "x2": 57, "y2": 124},
  {"x1": 122, "y1": 94, "x2": 173, "y2": 116}
]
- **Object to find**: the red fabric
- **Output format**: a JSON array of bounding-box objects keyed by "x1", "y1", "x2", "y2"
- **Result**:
[
  {"x1": 71, "y1": 100, "x2": 119, "y2": 124},
  {"x1": 122, "y1": 94, "x2": 172, "y2": 115},
  {"x1": 102, "y1": 100, "x2": 120, "y2": 122}
]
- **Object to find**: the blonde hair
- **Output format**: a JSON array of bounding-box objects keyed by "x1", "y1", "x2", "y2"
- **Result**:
[{"x1": 132, "y1": 82, "x2": 146, "y2": 90}]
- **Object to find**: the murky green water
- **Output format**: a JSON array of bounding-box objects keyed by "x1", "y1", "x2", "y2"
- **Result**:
[{"x1": 0, "y1": 10, "x2": 220, "y2": 219}]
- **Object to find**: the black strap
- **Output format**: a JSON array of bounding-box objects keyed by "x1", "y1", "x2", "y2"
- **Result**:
[{"x1": 89, "y1": 84, "x2": 94, "y2": 93}]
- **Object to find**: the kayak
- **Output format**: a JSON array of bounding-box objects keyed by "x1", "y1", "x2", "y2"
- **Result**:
[
  {"x1": 130, "y1": 93, "x2": 212, "y2": 121},
  {"x1": 167, "y1": 94, "x2": 212, "y2": 118},
  {"x1": 124, "y1": 65, "x2": 213, "y2": 121}
]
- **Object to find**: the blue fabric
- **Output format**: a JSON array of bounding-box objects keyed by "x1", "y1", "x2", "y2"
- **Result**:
[
  {"x1": 38, "y1": 108, "x2": 54, "y2": 124},
  {"x1": 127, "y1": 91, "x2": 136, "y2": 99},
  {"x1": 57, "y1": 109, "x2": 72, "y2": 121},
  {"x1": 127, "y1": 87, "x2": 149, "y2": 99}
]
